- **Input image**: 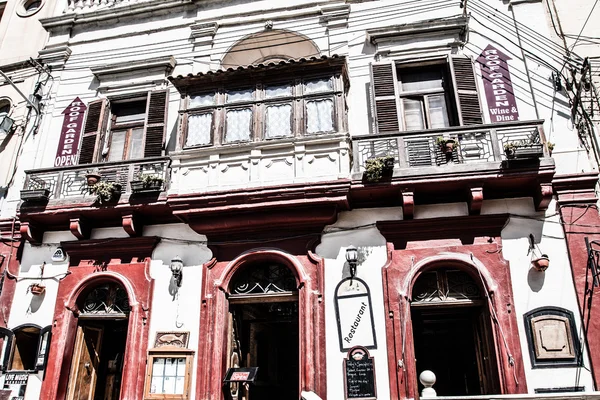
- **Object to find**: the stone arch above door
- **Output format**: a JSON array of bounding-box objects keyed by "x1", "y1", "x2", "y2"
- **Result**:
[{"x1": 221, "y1": 29, "x2": 320, "y2": 68}]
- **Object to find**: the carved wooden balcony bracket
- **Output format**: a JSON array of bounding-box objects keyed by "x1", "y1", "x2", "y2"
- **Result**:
[
  {"x1": 401, "y1": 190, "x2": 414, "y2": 220},
  {"x1": 122, "y1": 213, "x2": 142, "y2": 237},
  {"x1": 20, "y1": 221, "x2": 42, "y2": 244},
  {"x1": 69, "y1": 217, "x2": 91, "y2": 240},
  {"x1": 468, "y1": 186, "x2": 484, "y2": 215}
]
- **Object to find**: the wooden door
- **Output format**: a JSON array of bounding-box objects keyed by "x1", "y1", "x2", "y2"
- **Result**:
[
  {"x1": 473, "y1": 310, "x2": 500, "y2": 394},
  {"x1": 66, "y1": 325, "x2": 104, "y2": 400}
]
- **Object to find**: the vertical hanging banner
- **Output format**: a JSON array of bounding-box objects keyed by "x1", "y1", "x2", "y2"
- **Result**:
[
  {"x1": 477, "y1": 44, "x2": 520, "y2": 123},
  {"x1": 54, "y1": 97, "x2": 87, "y2": 167}
]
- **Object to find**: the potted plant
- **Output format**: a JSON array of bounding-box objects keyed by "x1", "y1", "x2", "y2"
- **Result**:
[
  {"x1": 504, "y1": 140, "x2": 544, "y2": 159},
  {"x1": 130, "y1": 174, "x2": 164, "y2": 193},
  {"x1": 364, "y1": 156, "x2": 395, "y2": 183},
  {"x1": 85, "y1": 169, "x2": 101, "y2": 186},
  {"x1": 531, "y1": 254, "x2": 550, "y2": 272},
  {"x1": 436, "y1": 137, "x2": 457, "y2": 155},
  {"x1": 89, "y1": 181, "x2": 122, "y2": 204},
  {"x1": 546, "y1": 142, "x2": 554, "y2": 155},
  {"x1": 29, "y1": 283, "x2": 46, "y2": 296},
  {"x1": 20, "y1": 178, "x2": 50, "y2": 202}
]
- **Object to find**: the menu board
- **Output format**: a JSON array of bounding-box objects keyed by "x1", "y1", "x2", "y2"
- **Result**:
[{"x1": 344, "y1": 347, "x2": 376, "y2": 399}]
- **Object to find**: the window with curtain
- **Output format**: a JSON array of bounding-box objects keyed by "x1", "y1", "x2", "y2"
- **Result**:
[{"x1": 181, "y1": 73, "x2": 342, "y2": 148}]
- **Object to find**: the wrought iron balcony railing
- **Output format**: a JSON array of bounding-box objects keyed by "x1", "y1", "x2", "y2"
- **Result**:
[
  {"x1": 352, "y1": 120, "x2": 548, "y2": 173},
  {"x1": 22, "y1": 157, "x2": 169, "y2": 201}
]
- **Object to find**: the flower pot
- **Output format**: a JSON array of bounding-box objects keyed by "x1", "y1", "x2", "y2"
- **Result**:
[
  {"x1": 440, "y1": 139, "x2": 456, "y2": 155},
  {"x1": 86, "y1": 173, "x2": 101, "y2": 186},
  {"x1": 532, "y1": 255, "x2": 550, "y2": 271},
  {"x1": 30, "y1": 283, "x2": 45, "y2": 295}
]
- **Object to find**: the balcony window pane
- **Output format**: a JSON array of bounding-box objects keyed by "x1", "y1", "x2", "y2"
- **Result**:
[
  {"x1": 400, "y1": 68, "x2": 444, "y2": 92},
  {"x1": 403, "y1": 98, "x2": 425, "y2": 131},
  {"x1": 190, "y1": 93, "x2": 215, "y2": 108},
  {"x1": 305, "y1": 78, "x2": 333, "y2": 94},
  {"x1": 225, "y1": 108, "x2": 252, "y2": 142},
  {"x1": 265, "y1": 84, "x2": 292, "y2": 98},
  {"x1": 186, "y1": 113, "x2": 213, "y2": 146},
  {"x1": 107, "y1": 130, "x2": 126, "y2": 162},
  {"x1": 266, "y1": 104, "x2": 292, "y2": 138},
  {"x1": 128, "y1": 128, "x2": 144, "y2": 159},
  {"x1": 306, "y1": 99, "x2": 333, "y2": 134},
  {"x1": 428, "y1": 95, "x2": 450, "y2": 129},
  {"x1": 226, "y1": 89, "x2": 253, "y2": 103}
]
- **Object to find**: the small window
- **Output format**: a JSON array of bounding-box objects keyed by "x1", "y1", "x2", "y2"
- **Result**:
[
  {"x1": 144, "y1": 349, "x2": 193, "y2": 399},
  {"x1": 106, "y1": 99, "x2": 147, "y2": 162},
  {"x1": 11, "y1": 326, "x2": 40, "y2": 370},
  {"x1": 397, "y1": 65, "x2": 452, "y2": 131},
  {"x1": 17, "y1": 0, "x2": 44, "y2": 17}
]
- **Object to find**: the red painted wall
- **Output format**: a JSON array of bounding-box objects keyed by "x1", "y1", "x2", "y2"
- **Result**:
[
  {"x1": 40, "y1": 260, "x2": 154, "y2": 400},
  {"x1": 381, "y1": 238, "x2": 527, "y2": 399}
]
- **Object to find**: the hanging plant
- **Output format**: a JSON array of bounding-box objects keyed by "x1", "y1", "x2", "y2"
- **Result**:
[
  {"x1": 435, "y1": 137, "x2": 457, "y2": 155},
  {"x1": 29, "y1": 283, "x2": 46, "y2": 296},
  {"x1": 89, "y1": 181, "x2": 122, "y2": 204},
  {"x1": 85, "y1": 168, "x2": 101, "y2": 186},
  {"x1": 364, "y1": 156, "x2": 395, "y2": 183}
]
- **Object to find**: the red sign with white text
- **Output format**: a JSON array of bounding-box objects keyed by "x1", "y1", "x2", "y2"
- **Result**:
[
  {"x1": 54, "y1": 97, "x2": 87, "y2": 167},
  {"x1": 477, "y1": 44, "x2": 520, "y2": 123}
]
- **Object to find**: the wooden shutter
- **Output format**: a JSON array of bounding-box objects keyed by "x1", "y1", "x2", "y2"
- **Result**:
[
  {"x1": 35, "y1": 326, "x2": 52, "y2": 371},
  {"x1": 79, "y1": 99, "x2": 109, "y2": 164},
  {"x1": 450, "y1": 55, "x2": 483, "y2": 125},
  {"x1": 143, "y1": 89, "x2": 169, "y2": 158},
  {"x1": 0, "y1": 328, "x2": 13, "y2": 372},
  {"x1": 370, "y1": 62, "x2": 401, "y2": 133},
  {"x1": 406, "y1": 137, "x2": 435, "y2": 167}
]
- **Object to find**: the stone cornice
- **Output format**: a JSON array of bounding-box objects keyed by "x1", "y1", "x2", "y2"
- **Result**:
[
  {"x1": 40, "y1": 0, "x2": 192, "y2": 30},
  {"x1": 91, "y1": 56, "x2": 176, "y2": 80},
  {"x1": 366, "y1": 15, "x2": 469, "y2": 45}
]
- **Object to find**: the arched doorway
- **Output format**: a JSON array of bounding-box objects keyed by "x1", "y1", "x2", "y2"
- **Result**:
[
  {"x1": 226, "y1": 262, "x2": 299, "y2": 399},
  {"x1": 66, "y1": 282, "x2": 130, "y2": 400},
  {"x1": 410, "y1": 267, "x2": 500, "y2": 396}
]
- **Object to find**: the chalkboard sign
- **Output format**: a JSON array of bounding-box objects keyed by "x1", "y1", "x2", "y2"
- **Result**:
[{"x1": 344, "y1": 346, "x2": 376, "y2": 399}]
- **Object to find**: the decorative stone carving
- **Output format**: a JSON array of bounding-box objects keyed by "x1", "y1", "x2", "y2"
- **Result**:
[{"x1": 154, "y1": 331, "x2": 190, "y2": 348}]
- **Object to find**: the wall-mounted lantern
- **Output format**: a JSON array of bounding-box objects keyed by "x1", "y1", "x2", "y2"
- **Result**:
[
  {"x1": 0, "y1": 114, "x2": 14, "y2": 139},
  {"x1": 170, "y1": 256, "x2": 183, "y2": 287},
  {"x1": 345, "y1": 245, "x2": 358, "y2": 281}
]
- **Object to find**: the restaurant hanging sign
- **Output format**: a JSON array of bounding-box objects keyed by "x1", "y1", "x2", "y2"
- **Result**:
[
  {"x1": 335, "y1": 278, "x2": 377, "y2": 351},
  {"x1": 477, "y1": 44, "x2": 520, "y2": 123},
  {"x1": 54, "y1": 97, "x2": 87, "y2": 167}
]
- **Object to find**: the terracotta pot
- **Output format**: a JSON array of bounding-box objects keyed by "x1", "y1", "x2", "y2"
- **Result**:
[
  {"x1": 30, "y1": 283, "x2": 46, "y2": 295},
  {"x1": 86, "y1": 173, "x2": 101, "y2": 186},
  {"x1": 532, "y1": 255, "x2": 550, "y2": 271},
  {"x1": 440, "y1": 140, "x2": 456, "y2": 155}
]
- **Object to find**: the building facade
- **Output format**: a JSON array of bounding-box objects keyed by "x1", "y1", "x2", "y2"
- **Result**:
[{"x1": 0, "y1": 0, "x2": 599, "y2": 399}]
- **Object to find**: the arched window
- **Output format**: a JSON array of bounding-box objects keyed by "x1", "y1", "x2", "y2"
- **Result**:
[
  {"x1": 226, "y1": 263, "x2": 299, "y2": 400},
  {"x1": 411, "y1": 268, "x2": 500, "y2": 396}
]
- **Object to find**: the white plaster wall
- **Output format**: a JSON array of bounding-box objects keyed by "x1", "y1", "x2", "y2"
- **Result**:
[
  {"x1": 145, "y1": 223, "x2": 212, "y2": 400},
  {"x1": 317, "y1": 208, "x2": 402, "y2": 400},
  {"x1": 482, "y1": 198, "x2": 595, "y2": 392}
]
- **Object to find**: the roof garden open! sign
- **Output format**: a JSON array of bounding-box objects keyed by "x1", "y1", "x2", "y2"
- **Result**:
[
  {"x1": 54, "y1": 97, "x2": 87, "y2": 167},
  {"x1": 477, "y1": 44, "x2": 520, "y2": 123}
]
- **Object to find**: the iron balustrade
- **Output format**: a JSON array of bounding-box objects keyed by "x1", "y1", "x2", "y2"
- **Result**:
[
  {"x1": 23, "y1": 157, "x2": 170, "y2": 200},
  {"x1": 352, "y1": 120, "x2": 548, "y2": 172}
]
